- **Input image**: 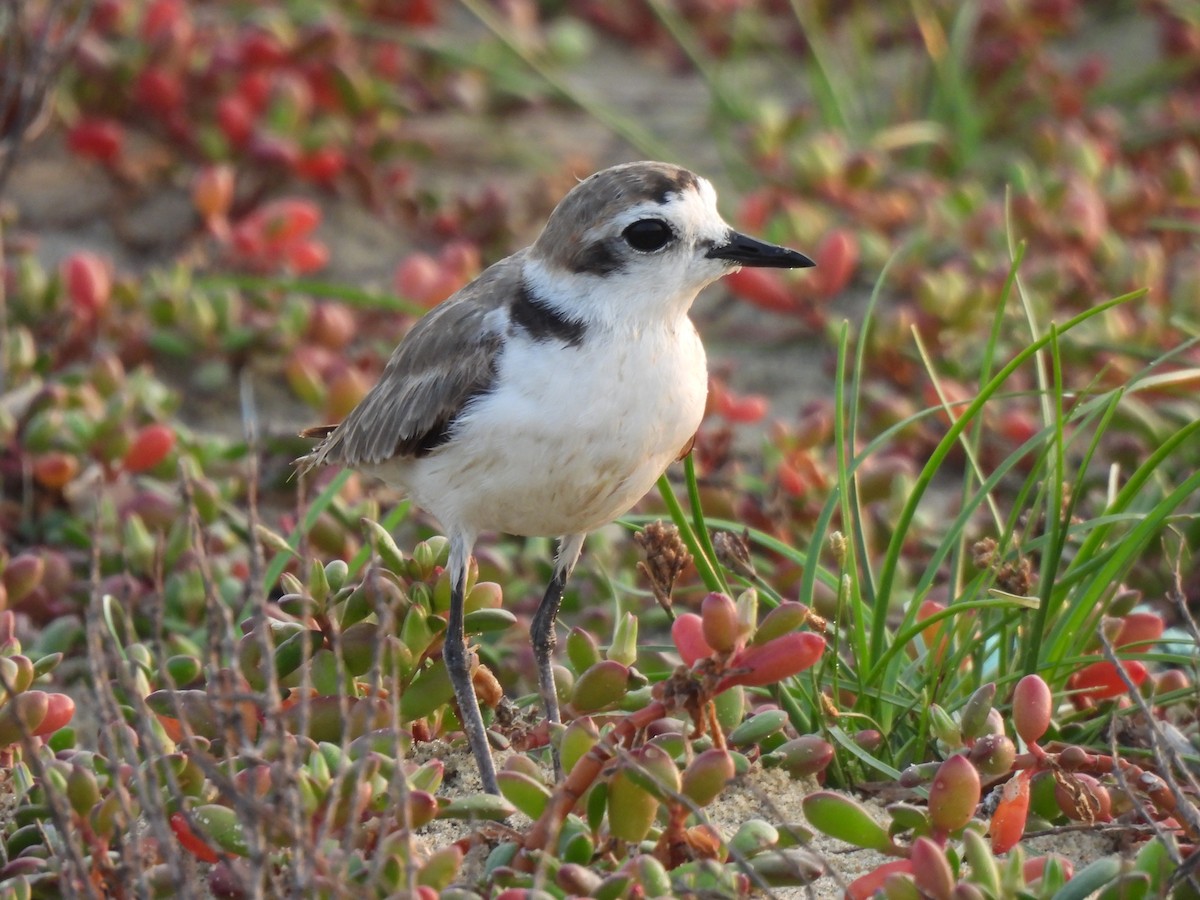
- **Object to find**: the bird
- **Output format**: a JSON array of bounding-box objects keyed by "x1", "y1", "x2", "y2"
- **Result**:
[{"x1": 298, "y1": 161, "x2": 814, "y2": 794}]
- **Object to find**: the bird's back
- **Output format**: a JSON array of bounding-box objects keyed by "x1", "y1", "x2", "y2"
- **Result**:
[{"x1": 298, "y1": 253, "x2": 526, "y2": 473}]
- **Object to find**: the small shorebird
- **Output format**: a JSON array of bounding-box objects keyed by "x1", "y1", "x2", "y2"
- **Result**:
[{"x1": 299, "y1": 161, "x2": 813, "y2": 793}]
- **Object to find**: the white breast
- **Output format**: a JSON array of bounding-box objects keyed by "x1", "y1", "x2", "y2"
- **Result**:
[{"x1": 373, "y1": 320, "x2": 708, "y2": 539}]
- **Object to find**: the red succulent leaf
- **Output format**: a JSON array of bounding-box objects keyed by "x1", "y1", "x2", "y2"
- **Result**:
[
  {"x1": 776, "y1": 457, "x2": 810, "y2": 497},
  {"x1": 237, "y1": 71, "x2": 273, "y2": 112},
  {"x1": 845, "y1": 860, "x2": 914, "y2": 900},
  {"x1": 257, "y1": 199, "x2": 320, "y2": 247},
  {"x1": 990, "y1": 770, "x2": 1032, "y2": 853},
  {"x1": 33, "y1": 452, "x2": 80, "y2": 490},
  {"x1": 381, "y1": 0, "x2": 440, "y2": 27},
  {"x1": 717, "y1": 631, "x2": 825, "y2": 690},
  {"x1": 811, "y1": 228, "x2": 859, "y2": 297},
  {"x1": 33, "y1": 693, "x2": 76, "y2": 737},
  {"x1": 1054, "y1": 772, "x2": 1112, "y2": 823},
  {"x1": 216, "y1": 94, "x2": 255, "y2": 146},
  {"x1": 66, "y1": 118, "x2": 124, "y2": 165},
  {"x1": 916, "y1": 599, "x2": 951, "y2": 665},
  {"x1": 1067, "y1": 659, "x2": 1148, "y2": 701},
  {"x1": 724, "y1": 266, "x2": 796, "y2": 313},
  {"x1": 1024, "y1": 854, "x2": 1075, "y2": 885},
  {"x1": 910, "y1": 836, "x2": 955, "y2": 900},
  {"x1": 671, "y1": 613, "x2": 713, "y2": 667},
  {"x1": 395, "y1": 253, "x2": 451, "y2": 308},
  {"x1": 737, "y1": 189, "x2": 773, "y2": 232},
  {"x1": 169, "y1": 811, "x2": 219, "y2": 863},
  {"x1": 296, "y1": 146, "x2": 347, "y2": 185},
  {"x1": 134, "y1": 66, "x2": 184, "y2": 116},
  {"x1": 123, "y1": 424, "x2": 177, "y2": 473},
  {"x1": 1114, "y1": 612, "x2": 1164, "y2": 649},
  {"x1": 141, "y1": 0, "x2": 190, "y2": 48},
  {"x1": 713, "y1": 387, "x2": 769, "y2": 424},
  {"x1": 286, "y1": 239, "x2": 330, "y2": 274},
  {"x1": 439, "y1": 240, "x2": 482, "y2": 280},
  {"x1": 308, "y1": 303, "x2": 356, "y2": 351},
  {"x1": 1011, "y1": 673, "x2": 1052, "y2": 746},
  {"x1": 62, "y1": 251, "x2": 112, "y2": 317},
  {"x1": 237, "y1": 30, "x2": 288, "y2": 69}
]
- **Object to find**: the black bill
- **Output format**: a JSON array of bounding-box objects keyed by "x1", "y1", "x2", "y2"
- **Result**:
[{"x1": 706, "y1": 231, "x2": 815, "y2": 268}]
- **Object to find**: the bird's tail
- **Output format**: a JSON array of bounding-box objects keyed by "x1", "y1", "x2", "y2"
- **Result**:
[
  {"x1": 294, "y1": 424, "x2": 339, "y2": 476},
  {"x1": 300, "y1": 425, "x2": 337, "y2": 440}
]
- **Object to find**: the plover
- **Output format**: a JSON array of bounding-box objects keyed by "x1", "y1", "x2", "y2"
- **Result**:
[{"x1": 299, "y1": 161, "x2": 813, "y2": 793}]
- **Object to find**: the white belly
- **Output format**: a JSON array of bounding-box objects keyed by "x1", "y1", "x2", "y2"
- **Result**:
[{"x1": 371, "y1": 322, "x2": 707, "y2": 538}]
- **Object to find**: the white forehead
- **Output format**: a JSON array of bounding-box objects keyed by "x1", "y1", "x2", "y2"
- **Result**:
[{"x1": 603, "y1": 175, "x2": 726, "y2": 242}]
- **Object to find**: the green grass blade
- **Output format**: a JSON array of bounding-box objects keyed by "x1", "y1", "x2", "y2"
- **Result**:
[
  {"x1": 869, "y1": 290, "x2": 1142, "y2": 667},
  {"x1": 683, "y1": 454, "x2": 728, "y2": 595},
  {"x1": 832, "y1": 322, "x2": 872, "y2": 682},
  {"x1": 1024, "y1": 325, "x2": 1067, "y2": 671}
]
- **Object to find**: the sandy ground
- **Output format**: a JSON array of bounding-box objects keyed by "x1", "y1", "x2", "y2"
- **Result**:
[{"x1": 408, "y1": 741, "x2": 1118, "y2": 897}]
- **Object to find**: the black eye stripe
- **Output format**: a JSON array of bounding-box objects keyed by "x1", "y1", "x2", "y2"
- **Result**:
[{"x1": 622, "y1": 219, "x2": 674, "y2": 252}]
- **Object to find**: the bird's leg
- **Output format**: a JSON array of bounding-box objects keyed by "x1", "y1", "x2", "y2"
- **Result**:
[
  {"x1": 530, "y1": 532, "x2": 586, "y2": 779},
  {"x1": 443, "y1": 531, "x2": 499, "y2": 794}
]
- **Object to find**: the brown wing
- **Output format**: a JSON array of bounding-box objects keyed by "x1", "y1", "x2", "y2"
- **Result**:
[{"x1": 297, "y1": 253, "x2": 522, "y2": 472}]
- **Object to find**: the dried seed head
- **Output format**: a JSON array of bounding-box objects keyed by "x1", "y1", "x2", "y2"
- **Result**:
[
  {"x1": 634, "y1": 520, "x2": 693, "y2": 614},
  {"x1": 971, "y1": 537, "x2": 998, "y2": 569},
  {"x1": 713, "y1": 528, "x2": 756, "y2": 578},
  {"x1": 1053, "y1": 771, "x2": 1112, "y2": 823},
  {"x1": 972, "y1": 538, "x2": 1036, "y2": 595},
  {"x1": 996, "y1": 555, "x2": 1035, "y2": 595}
]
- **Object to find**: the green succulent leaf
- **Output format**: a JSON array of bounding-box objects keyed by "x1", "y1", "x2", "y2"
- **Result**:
[
  {"x1": 1049, "y1": 857, "x2": 1123, "y2": 900},
  {"x1": 801, "y1": 791, "x2": 892, "y2": 852},
  {"x1": 436, "y1": 793, "x2": 515, "y2": 822},
  {"x1": 497, "y1": 770, "x2": 551, "y2": 820}
]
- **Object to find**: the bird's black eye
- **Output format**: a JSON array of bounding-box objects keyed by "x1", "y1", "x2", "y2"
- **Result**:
[{"x1": 622, "y1": 218, "x2": 674, "y2": 252}]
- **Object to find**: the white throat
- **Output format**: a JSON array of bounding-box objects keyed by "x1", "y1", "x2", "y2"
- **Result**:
[{"x1": 521, "y1": 255, "x2": 713, "y2": 333}]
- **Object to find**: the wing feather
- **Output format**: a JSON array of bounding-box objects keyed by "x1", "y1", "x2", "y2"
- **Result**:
[{"x1": 298, "y1": 253, "x2": 521, "y2": 472}]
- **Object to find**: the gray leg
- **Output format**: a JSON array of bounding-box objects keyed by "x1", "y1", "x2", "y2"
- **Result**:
[
  {"x1": 443, "y1": 531, "x2": 499, "y2": 794},
  {"x1": 530, "y1": 533, "x2": 585, "y2": 776}
]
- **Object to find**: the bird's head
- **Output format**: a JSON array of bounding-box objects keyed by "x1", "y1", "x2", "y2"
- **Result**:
[{"x1": 527, "y1": 161, "x2": 814, "y2": 326}]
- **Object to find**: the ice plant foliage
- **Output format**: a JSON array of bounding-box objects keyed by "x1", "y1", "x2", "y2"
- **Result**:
[
  {"x1": 671, "y1": 592, "x2": 825, "y2": 692},
  {"x1": 229, "y1": 198, "x2": 328, "y2": 274},
  {"x1": 808, "y1": 658, "x2": 1192, "y2": 898},
  {"x1": 2, "y1": 0, "x2": 1199, "y2": 894},
  {"x1": 510, "y1": 587, "x2": 826, "y2": 880}
]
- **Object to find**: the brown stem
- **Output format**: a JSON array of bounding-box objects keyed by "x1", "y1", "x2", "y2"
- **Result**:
[{"x1": 517, "y1": 698, "x2": 674, "y2": 868}]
